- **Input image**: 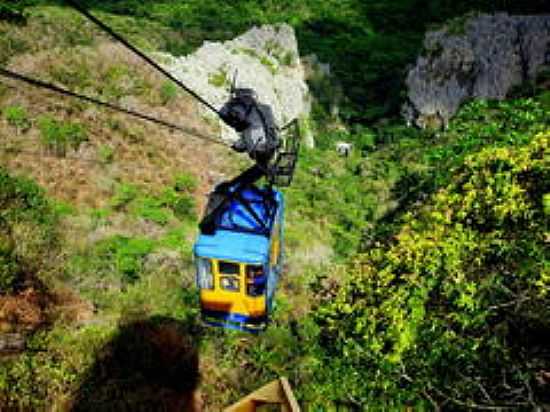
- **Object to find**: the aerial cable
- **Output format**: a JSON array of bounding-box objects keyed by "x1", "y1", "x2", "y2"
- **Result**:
[
  {"x1": 64, "y1": 0, "x2": 222, "y2": 118},
  {"x1": 0, "y1": 67, "x2": 227, "y2": 147}
]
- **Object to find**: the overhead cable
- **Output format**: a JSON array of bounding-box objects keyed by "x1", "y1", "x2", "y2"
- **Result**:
[
  {"x1": 64, "y1": 0, "x2": 222, "y2": 118},
  {"x1": 0, "y1": 67, "x2": 226, "y2": 147}
]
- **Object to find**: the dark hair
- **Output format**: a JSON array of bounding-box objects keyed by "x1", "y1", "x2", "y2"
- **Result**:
[{"x1": 72, "y1": 316, "x2": 201, "y2": 412}]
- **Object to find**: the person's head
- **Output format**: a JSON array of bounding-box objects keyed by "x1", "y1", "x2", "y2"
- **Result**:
[{"x1": 72, "y1": 316, "x2": 202, "y2": 412}]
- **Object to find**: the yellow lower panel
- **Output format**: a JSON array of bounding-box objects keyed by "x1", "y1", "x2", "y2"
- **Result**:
[{"x1": 201, "y1": 290, "x2": 266, "y2": 317}]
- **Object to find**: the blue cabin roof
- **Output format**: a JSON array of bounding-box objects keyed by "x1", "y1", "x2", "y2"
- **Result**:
[{"x1": 194, "y1": 187, "x2": 283, "y2": 264}]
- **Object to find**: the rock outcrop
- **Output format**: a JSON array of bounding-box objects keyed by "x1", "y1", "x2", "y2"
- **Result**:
[
  {"x1": 403, "y1": 13, "x2": 550, "y2": 128},
  {"x1": 161, "y1": 24, "x2": 312, "y2": 145}
]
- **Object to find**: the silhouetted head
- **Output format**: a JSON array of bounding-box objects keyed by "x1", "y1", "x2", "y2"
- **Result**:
[{"x1": 71, "y1": 316, "x2": 202, "y2": 412}]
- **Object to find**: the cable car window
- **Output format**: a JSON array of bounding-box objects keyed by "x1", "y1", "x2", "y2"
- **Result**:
[
  {"x1": 220, "y1": 276, "x2": 240, "y2": 292},
  {"x1": 196, "y1": 258, "x2": 213, "y2": 289},
  {"x1": 218, "y1": 261, "x2": 240, "y2": 275},
  {"x1": 246, "y1": 265, "x2": 266, "y2": 297}
]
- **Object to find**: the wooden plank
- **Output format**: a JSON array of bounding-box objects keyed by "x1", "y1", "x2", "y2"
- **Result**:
[
  {"x1": 280, "y1": 377, "x2": 301, "y2": 412},
  {"x1": 224, "y1": 378, "x2": 301, "y2": 412}
]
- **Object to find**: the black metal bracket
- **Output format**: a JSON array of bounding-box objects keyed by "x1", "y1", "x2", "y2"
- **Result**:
[{"x1": 199, "y1": 165, "x2": 276, "y2": 236}]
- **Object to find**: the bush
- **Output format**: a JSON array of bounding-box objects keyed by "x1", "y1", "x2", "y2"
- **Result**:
[
  {"x1": 159, "y1": 81, "x2": 178, "y2": 105},
  {"x1": 0, "y1": 249, "x2": 20, "y2": 293},
  {"x1": 98, "y1": 144, "x2": 115, "y2": 164},
  {"x1": 110, "y1": 182, "x2": 196, "y2": 224},
  {"x1": 95, "y1": 236, "x2": 155, "y2": 283},
  {"x1": 160, "y1": 188, "x2": 196, "y2": 221},
  {"x1": 133, "y1": 196, "x2": 171, "y2": 225},
  {"x1": 0, "y1": 1, "x2": 26, "y2": 23},
  {"x1": 313, "y1": 131, "x2": 550, "y2": 408},
  {"x1": 2, "y1": 105, "x2": 31, "y2": 132},
  {"x1": 0, "y1": 167, "x2": 54, "y2": 224},
  {"x1": 111, "y1": 183, "x2": 139, "y2": 210},
  {"x1": 0, "y1": 168, "x2": 58, "y2": 294},
  {"x1": 174, "y1": 173, "x2": 198, "y2": 193},
  {"x1": 38, "y1": 116, "x2": 88, "y2": 156},
  {"x1": 208, "y1": 69, "x2": 229, "y2": 88}
]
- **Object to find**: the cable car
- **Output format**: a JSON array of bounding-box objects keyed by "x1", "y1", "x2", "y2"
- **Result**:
[
  {"x1": 194, "y1": 185, "x2": 284, "y2": 332},
  {"x1": 0, "y1": 0, "x2": 301, "y2": 334}
]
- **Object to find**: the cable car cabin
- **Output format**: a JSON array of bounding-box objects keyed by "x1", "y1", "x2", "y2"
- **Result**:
[{"x1": 194, "y1": 185, "x2": 284, "y2": 333}]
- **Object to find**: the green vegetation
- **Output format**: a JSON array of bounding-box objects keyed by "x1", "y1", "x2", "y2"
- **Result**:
[
  {"x1": 97, "y1": 144, "x2": 114, "y2": 164},
  {"x1": 174, "y1": 172, "x2": 197, "y2": 193},
  {"x1": 95, "y1": 235, "x2": 156, "y2": 283},
  {"x1": 0, "y1": 248, "x2": 20, "y2": 293},
  {"x1": 66, "y1": 0, "x2": 548, "y2": 123},
  {"x1": 0, "y1": 1, "x2": 549, "y2": 410},
  {"x1": 1, "y1": 0, "x2": 547, "y2": 120},
  {"x1": 159, "y1": 80, "x2": 178, "y2": 105},
  {"x1": 2, "y1": 105, "x2": 30, "y2": 133},
  {"x1": 38, "y1": 116, "x2": 88, "y2": 156},
  {"x1": 285, "y1": 148, "x2": 382, "y2": 258},
  {"x1": 0, "y1": 168, "x2": 58, "y2": 293},
  {"x1": 110, "y1": 179, "x2": 196, "y2": 225},
  {"x1": 259, "y1": 55, "x2": 277, "y2": 75},
  {"x1": 307, "y1": 95, "x2": 549, "y2": 408},
  {"x1": 208, "y1": 68, "x2": 229, "y2": 88}
]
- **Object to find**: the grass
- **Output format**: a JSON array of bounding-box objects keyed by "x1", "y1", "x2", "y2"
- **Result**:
[
  {"x1": 208, "y1": 68, "x2": 229, "y2": 88},
  {"x1": 236, "y1": 47, "x2": 278, "y2": 75},
  {"x1": 259, "y1": 55, "x2": 278, "y2": 75}
]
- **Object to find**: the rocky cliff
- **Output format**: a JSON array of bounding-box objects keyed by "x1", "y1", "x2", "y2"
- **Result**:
[
  {"x1": 160, "y1": 24, "x2": 312, "y2": 145},
  {"x1": 403, "y1": 13, "x2": 550, "y2": 128}
]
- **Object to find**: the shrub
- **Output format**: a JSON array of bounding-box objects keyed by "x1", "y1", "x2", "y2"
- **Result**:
[
  {"x1": 111, "y1": 183, "x2": 139, "y2": 210},
  {"x1": 0, "y1": 168, "x2": 58, "y2": 294},
  {"x1": 2, "y1": 105, "x2": 31, "y2": 132},
  {"x1": 96, "y1": 235, "x2": 155, "y2": 283},
  {"x1": 208, "y1": 69, "x2": 229, "y2": 88},
  {"x1": 38, "y1": 116, "x2": 88, "y2": 156},
  {"x1": 98, "y1": 145, "x2": 115, "y2": 164},
  {"x1": 0, "y1": 3, "x2": 25, "y2": 22},
  {"x1": 133, "y1": 196, "x2": 171, "y2": 226},
  {"x1": 173, "y1": 173, "x2": 197, "y2": 193},
  {"x1": 0, "y1": 249, "x2": 20, "y2": 293},
  {"x1": 313, "y1": 131, "x2": 550, "y2": 408},
  {"x1": 160, "y1": 188, "x2": 196, "y2": 221},
  {"x1": 159, "y1": 81, "x2": 178, "y2": 105},
  {"x1": 169, "y1": 193, "x2": 196, "y2": 221}
]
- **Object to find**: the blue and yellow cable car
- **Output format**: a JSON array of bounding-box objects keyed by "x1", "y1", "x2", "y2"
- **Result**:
[{"x1": 194, "y1": 185, "x2": 284, "y2": 332}]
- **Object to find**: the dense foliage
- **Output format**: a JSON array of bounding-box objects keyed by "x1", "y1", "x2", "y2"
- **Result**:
[
  {"x1": 2, "y1": 0, "x2": 548, "y2": 123},
  {"x1": 0, "y1": 1, "x2": 549, "y2": 409},
  {"x1": 313, "y1": 102, "x2": 550, "y2": 408},
  {"x1": 0, "y1": 168, "x2": 58, "y2": 293}
]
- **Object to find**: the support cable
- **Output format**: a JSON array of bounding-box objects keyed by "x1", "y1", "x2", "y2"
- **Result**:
[
  {"x1": 0, "y1": 67, "x2": 227, "y2": 147},
  {"x1": 64, "y1": 0, "x2": 222, "y2": 118}
]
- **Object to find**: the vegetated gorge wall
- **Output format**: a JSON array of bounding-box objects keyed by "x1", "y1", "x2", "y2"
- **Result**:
[
  {"x1": 160, "y1": 24, "x2": 313, "y2": 146},
  {"x1": 403, "y1": 13, "x2": 550, "y2": 129}
]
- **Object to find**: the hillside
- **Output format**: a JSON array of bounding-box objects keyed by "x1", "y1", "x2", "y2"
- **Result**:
[{"x1": 0, "y1": 1, "x2": 549, "y2": 411}]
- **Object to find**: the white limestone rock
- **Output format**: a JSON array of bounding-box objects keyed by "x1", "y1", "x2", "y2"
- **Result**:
[{"x1": 159, "y1": 24, "x2": 311, "y2": 144}]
